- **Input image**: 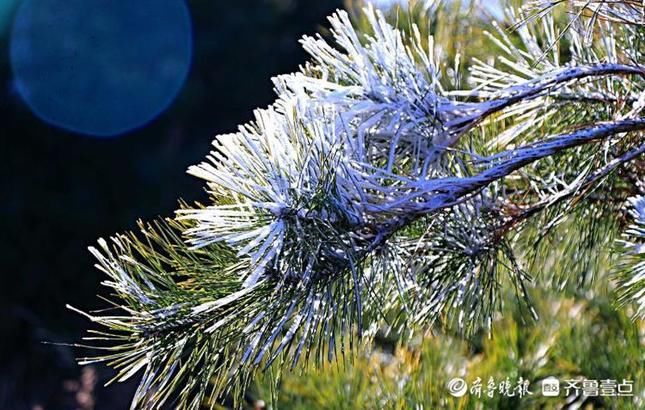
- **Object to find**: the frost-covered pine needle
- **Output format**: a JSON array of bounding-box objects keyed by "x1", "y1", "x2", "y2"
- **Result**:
[
  {"x1": 71, "y1": 3, "x2": 645, "y2": 409},
  {"x1": 615, "y1": 194, "x2": 645, "y2": 319}
]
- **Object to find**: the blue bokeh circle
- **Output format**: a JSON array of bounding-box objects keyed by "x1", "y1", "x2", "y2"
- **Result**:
[{"x1": 10, "y1": 0, "x2": 193, "y2": 137}]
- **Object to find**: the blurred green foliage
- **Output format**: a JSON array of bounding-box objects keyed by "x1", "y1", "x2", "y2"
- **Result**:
[{"x1": 253, "y1": 279, "x2": 643, "y2": 409}]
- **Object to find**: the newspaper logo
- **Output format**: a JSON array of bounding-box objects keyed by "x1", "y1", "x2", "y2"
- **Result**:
[
  {"x1": 541, "y1": 377, "x2": 560, "y2": 397},
  {"x1": 447, "y1": 378, "x2": 468, "y2": 397}
]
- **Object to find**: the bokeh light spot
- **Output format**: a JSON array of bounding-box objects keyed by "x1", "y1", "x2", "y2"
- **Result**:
[
  {"x1": 0, "y1": 0, "x2": 20, "y2": 37},
  {"x1": 10, "y1": 0, "x2": 193, "y2": 137}
]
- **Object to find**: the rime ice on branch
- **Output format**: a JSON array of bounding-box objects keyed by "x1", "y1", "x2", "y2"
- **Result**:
[{"x1": 72, "y1": 4, "x2": 645, "y2": 409}]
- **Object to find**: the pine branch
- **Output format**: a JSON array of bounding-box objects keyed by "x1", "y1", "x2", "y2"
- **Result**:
[
  {"x1": 529, "y1": 0, "x2": 644, "y2": 27},
  {"x1": 71, "y1": 4, "x2": 645, "y2": 408},
  {"x1": 364, "y1": 119, "x2": 645, "y2": 216},
  {"x1": 499, "y1": 141, "x2": 645, "y2": 231}
]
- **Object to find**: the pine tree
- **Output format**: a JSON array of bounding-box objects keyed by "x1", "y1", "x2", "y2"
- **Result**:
[{"x1": 71, "y1": 1, "x2": 644, "y2": 408}]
